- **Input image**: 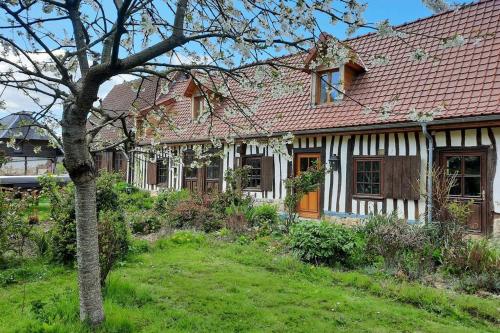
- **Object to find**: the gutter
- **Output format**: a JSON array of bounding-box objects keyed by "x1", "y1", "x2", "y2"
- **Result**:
[{"x1": 420, "y1": 123, "x2": 434, "y2": 224}]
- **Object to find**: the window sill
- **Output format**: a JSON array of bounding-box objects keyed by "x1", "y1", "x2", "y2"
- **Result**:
[
  {"x1": 352, "y1": 194, "x2": 384, "y2": 200},
  {"x1": 243, "y1": 187, "x2": 262, "y2": 192}
]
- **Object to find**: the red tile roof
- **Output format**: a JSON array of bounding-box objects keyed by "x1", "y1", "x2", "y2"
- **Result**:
[{"x1": 99, "y1": 0, "x2": 500, "y2": 144}]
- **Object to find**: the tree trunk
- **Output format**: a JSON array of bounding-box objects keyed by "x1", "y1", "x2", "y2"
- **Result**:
[
  {"x1": 74, "y1": 177, "x2": 104, "y2": 324},
  {"x1": 62, "y1": 89, "x2": 104, "y2": 325}
]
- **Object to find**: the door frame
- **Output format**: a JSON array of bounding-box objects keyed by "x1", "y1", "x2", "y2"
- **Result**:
[
  {"x1": 293, "y1": 148, "x2": 324, "y2": 219},
  {"x1": 435, "y1": 146, "x2": 491, "y2": 235}
]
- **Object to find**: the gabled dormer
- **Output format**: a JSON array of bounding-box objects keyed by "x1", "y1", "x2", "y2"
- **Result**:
[
  {"x1": 307, "y1": 34, "x2": 365, "y2": 106},
  {"x1": 135, "y1": 97, "x2": 176, "y2": 138},
  {"x1": 183, "y1": 74, "x2": 221, "y2": 122}
]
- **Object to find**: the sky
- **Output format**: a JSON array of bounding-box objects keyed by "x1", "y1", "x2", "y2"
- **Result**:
[{"x1": 0, "y1": 0, "x2": 474, "y2": 118}]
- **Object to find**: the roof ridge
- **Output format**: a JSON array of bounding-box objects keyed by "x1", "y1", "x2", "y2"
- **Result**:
[{"x1": 344, "y1": 0, "x2": 491, "y2": 43}]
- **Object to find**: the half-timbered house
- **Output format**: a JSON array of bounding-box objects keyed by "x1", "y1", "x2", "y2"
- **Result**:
[{"x1": 99, "y1": 0, "x2": 500, "y2": 236}]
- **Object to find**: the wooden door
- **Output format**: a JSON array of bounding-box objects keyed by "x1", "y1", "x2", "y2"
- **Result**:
[
  {"x1": 204, "y1": 158, "x2": 222, "y2": 193},
  {"x1": 183, "y1": 165, "x2": 199, "y2": 192},
  {"x1": 439, "y1": 150, "x2": 487, "y2": 233},
  {"x1": 295, "y1": 153, "x2": 321, "y2": 219}
]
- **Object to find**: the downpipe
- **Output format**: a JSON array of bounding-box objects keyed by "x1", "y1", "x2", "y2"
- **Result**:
[{"x1": 421, "y1": 123, "x2": 433, "y2": 224}]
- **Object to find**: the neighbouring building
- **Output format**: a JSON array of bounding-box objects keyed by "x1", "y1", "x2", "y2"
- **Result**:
[
  {"x1": 0, "y1": 112, "x2": 63, "y2": 176},
  {"x1": 98, "y1": 0, "x2": 500, "y2": 237}
]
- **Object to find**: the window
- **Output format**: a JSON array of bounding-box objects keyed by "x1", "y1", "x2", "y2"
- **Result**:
[
  {"x1": 316, "y1": 69, "x2": 341, "y2": 104},
  {"x1": 243, "y1": 155, "x2": 262, "y2": 188},
  {"x1": 193, "y1": 95, "x2": 205, "y2": 120},
  {"x1": 184, "y1": 152, "x2": 197, "y2": 179},
  {"x1": 354, "y1": 158, "x2": 383, "y2": 197},
  {"x1": 445, "y1": 155, "x2": 481, "y2": 197},
  {"x1": 157, "y1": 159, "x2": 169, "y2": 184},
  {"x1": 206, "y1": 158, "x2": 221, "y2": 180}
]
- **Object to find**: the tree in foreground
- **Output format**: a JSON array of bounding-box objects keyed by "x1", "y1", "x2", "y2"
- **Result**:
[{"x1": 0, "y1": 0, "x2": 455, "y2": 325}]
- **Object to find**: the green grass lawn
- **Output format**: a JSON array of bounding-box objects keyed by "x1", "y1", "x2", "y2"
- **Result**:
[{"x1": 1, "y1": 232, "x2": 499, "y2": 332}]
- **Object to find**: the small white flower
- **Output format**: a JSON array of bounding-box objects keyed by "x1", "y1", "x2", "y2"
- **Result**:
[
  {"x1": 410, "y1": 49, "x2": 429, "y2": 62},
  {"x1": 441, "y1": 34, "x2": 467, "y2": 48}
]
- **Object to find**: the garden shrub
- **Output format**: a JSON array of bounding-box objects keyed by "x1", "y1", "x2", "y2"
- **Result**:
[
  {"x1": 98, "y1": 209, "x2": 129, "y2": 286},
  {"x1": 0, "y1": 191, "x2": 39, "y2": 264},
  {"x1": 289, "y1": 220, "x2": 365, "y2": 267},
  {"x1": 116, "y1": 181, "x2": 154, "y2": 212},
  {"x1": 362, "y1": 213, "x2": 435, "y2": 279},
  {"x1": 127, "y1": 210, "x2": 162, "y2": 234},
  {"x1": 39, "y1": 176, "x2": 77, "y2": 264},
  {"x1": 154, "y1": 189, "x2": 191, "y2": 216},
  {"x1": 170, "y1": 196, "x2": 223, "y2": 232},
  {"x1": 95, "y1": 172, "x2": 121, "y2": 212},
  {"x1": 225, "y1": 202, "x2": 253, "y2": 233},
  {"x1": 41, "y1": 173, "x2": 131, "y2": 270},
  {"x1": 250, "y1": 203, "x2": 279, "y2": 227},
  {"x1": 284, "y1": 163, "x2": 325, "y2": 231},
  {"x1": 454, "y1": 239, "x2": 500, "y2": 293}
]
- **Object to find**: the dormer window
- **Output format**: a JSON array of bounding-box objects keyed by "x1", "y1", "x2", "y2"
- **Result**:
[
  {"x1": 316, "y1": 69, "x2": 341, "y2": 105},
  {"x1": 193, "y1": 95, "x2": 205, "y2": 120}
]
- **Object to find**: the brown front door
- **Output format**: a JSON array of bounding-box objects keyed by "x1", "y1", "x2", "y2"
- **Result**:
[
  {"x1": 204, "y1": 158, "x2": 222, "y2": 193},
  {"x1": 439, "y1": 150, "x2": 487, "y2": 233},
  {"x1": 295, "y1": 153, "x2": 321, "y2": 219}
]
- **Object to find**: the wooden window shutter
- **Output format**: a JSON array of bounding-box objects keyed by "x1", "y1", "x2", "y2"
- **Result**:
[
  {"x1": 260, "y1": 156, "x2": 274, "y2": 191},
  {"x1": 404, "y1": 155, "x2": 421, "y2": 200},
  {"x1": 384, "y1": 156, "x2": 420, "y2": 200},
  {"x1": 147, "y1": 161, "x2": 158, "y2": 185},
  {"x1": 120, "y1": 154, "x2": 127, "y2": 175},
  {"x1": 383, "y1": 156, "x2": 394, "y2": 198}
]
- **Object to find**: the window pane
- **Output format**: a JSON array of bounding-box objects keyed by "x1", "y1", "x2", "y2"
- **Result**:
[
  {"x1": 207, "y1": 159, "x2": 221, "y2": 179},
  {"x1": 320, "y1": 74, "x2": 328, "y2": 104},
  {"x1": 464, "y1": 177, "x2": 480, "y2": 196},
  {"x1": 355, "y1": 159, "x2": 382, "y2": 196},
  {"x1": 357, "y1": 172, "x2": 364, "y2": 182},
  {"x1": 308, "y1": 157, "x2": 318, "y2": 169},
  {"x1": 448, "y1": 176, "x2": 461, "y2": 195},
  {"x1": 244, "y1": 157, "x2": 261, "y2": 188},
  {"x1": 158, "y1": 160, "x2": 168, "y2": 183},
  {"x1": 464, "y1": 156, "x2": 480, "y2": 175},
  {"x1": 184, "y1": 153, "x2": 197, "y2": 178},
  {"x1": 300, "y1": 157, "x2": 308, "y2": 172},
  {"x1": 446, "y1": 156, "x2": 461, "y2": 175},
  {"x1": 330, "y1": 71, "x2": 340, "y2": 101}
]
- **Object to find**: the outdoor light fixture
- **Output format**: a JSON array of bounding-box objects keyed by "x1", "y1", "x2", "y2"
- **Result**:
[{"x1": 329, "y1": 154, "x2": 340, "y2": 172}]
